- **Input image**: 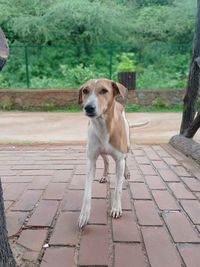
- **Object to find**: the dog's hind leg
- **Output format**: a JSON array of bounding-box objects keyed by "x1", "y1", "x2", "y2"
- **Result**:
[
  {"x1": 99, "y1": 154, "x2": 109, "y2": 183},
  {"x1": 124, "y1": 157, "x2": 130, "y2": 180}
]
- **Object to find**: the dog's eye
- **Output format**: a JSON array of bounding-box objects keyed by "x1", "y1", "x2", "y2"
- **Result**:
[
  {"x1": 100, "y1": 88, "x2": 108, "y2": 95},
  {"x1": 83, "y1": 88, "x2": 89, "y2": 95}
]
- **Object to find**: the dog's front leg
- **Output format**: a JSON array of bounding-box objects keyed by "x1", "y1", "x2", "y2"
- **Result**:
[
  {"x1": 78, "y1": 157, "x2": 96, "y2": 228},
  {"x1": 111, "y1": 157, "x2": 125, "y2": 218}
]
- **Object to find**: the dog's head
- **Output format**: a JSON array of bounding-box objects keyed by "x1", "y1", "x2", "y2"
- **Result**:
[{"x1": 78, "y1": 78, "x2": 127, "y2": 118}]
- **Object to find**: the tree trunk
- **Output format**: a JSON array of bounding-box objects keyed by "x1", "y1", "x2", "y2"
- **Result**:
[
  {"x1": 184, "y1": 111, "x2": 200, "y2": 138},
  {"x1": 180, "y1": 0, "x2": 200, "y2": 136},
  {"x1": 0, "y1": 28, "x2": 16, "y2": 267},
  {"x1": 0, "y1": 28, "x2": 9, "y2": 71},
  {"x1": 0, "y1": 179, "x2": 16, "y2": 267}
]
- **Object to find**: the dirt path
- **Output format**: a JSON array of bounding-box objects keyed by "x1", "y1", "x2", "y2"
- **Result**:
[{"x1": 0, "y1": 111, "x2": 199, "y2": 144}]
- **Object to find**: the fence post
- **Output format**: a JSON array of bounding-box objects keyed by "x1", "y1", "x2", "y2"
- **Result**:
[
  {"x1": 24, "y1": 45, "x2": 30, "y2": 88},
  {"x1": 109, "y1": 46, "x2": 113, "y2": 80}
]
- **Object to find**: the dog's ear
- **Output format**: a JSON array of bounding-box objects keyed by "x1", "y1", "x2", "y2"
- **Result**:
[
  {"x1": 78, "y1": 87, "x2": 83, "y2": 105},
  {"x1": 112, "y1": 82, "x2": 128, "y2": 98}
]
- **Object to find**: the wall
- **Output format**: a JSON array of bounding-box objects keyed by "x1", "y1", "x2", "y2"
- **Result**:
[{"x1": 0, "y1": 89, "x2": 184, "y2": 109}]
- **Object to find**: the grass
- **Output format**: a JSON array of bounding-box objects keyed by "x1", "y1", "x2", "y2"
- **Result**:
[
  {"x1": 125, "y1": 104, "x2": 183, "y2": 113},
  {"x1": 0, "y1": 103, "x2": 183, "y2": 112}
]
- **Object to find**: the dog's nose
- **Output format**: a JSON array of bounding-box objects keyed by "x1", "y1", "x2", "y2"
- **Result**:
[{"x1": 84, "y1": 104, "x2": 95, "y2": 114}]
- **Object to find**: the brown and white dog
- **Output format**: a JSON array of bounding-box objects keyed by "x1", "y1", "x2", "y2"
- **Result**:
[{"x1": 78, "y1": 78, "x2": 130, "y2": 228}]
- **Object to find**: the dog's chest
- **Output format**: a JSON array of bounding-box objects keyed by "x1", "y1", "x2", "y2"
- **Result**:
[{"x1": 89, "y1": 118, "x2": 113, "y2": 154}]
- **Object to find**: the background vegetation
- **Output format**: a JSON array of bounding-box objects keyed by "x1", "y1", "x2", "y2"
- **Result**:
[{"x1": 0, "y1": 0, "x2": 196, "y2": 89}]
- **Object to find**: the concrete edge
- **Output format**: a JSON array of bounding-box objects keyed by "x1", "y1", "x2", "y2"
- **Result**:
[{"x1": 169, "y1": 134, "x2": 200, "y2": 165}]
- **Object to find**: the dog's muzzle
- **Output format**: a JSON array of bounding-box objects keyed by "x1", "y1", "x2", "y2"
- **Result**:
[{"x1": 84, "y1": 104, "x2": 96, "y2": 117}]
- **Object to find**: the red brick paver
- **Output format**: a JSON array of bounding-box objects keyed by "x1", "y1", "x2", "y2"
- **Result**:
[{"x1": 1, "y1": 144, "x2": 200, "y2": 266}]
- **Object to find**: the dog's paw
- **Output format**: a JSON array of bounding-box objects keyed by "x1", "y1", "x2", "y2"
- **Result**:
[
  {"x1": 110, "y1": 207, "x2": 122, "y2": 219},
  {"x1": 99, "y1": 175, "x2": 108, "y2": 183},
  {"x1": 78, "y1": 209, "x2": 90, "y2": 228},
  {"x1": 124, "y1": 171, "x2": 130, "y2": 180}
]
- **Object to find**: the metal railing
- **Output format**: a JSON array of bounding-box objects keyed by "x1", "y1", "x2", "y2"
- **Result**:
[{"x1": 0, "y1": 43, "x2": 191, "y2": 89}]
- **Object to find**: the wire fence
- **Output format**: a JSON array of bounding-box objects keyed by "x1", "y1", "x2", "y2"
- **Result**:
[{"x1": 0, "y1": 43, "x2": 191, "y2": 90}]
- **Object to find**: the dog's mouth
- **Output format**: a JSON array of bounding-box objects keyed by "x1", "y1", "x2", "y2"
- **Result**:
[{"x1": 85, "y1": 112, "x2": 97, "y2": 118}]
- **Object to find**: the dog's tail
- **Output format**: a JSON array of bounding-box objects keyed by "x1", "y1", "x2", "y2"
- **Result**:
[{"x1": 129, "y1": 121, "x2": 149, "y2": 128}]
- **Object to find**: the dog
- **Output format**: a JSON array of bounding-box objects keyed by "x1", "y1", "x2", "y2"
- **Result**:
[{"x1": 78, "y1": 78, "x2": 130, "y2": 228}]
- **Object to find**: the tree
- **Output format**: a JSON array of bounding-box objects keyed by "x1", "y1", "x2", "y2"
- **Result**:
[
  {"x1": 180, "y1": 0, "x2": 200, "y2": 138},
  {"x1": 170, "y1": 0, "x2": 200, "y2": 164},
  {"x1": 0, "y1": 28, "x2": 16, "y2": 267}
]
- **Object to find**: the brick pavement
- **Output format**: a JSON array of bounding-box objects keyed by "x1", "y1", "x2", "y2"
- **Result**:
[{"x1": 0, "y1": 144, "x2": 200, "y2": 267}]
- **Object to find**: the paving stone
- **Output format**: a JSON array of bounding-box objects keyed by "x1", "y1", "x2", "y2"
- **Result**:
[
  {"x1": 69, "y1": 175, "x2": 85, "y2": 189},
  {"x1": 27, "y1": 200, "x2": 59, "y2": 227},
  {"x1": 40, "y1": 247, "x2": 74, "y2": 267},
  {"x1": 182, "y1": 178, "x2": 200, "y2": 192},
  {"x1": 135, "y1": 156, "x2": 150, "y2": 164},
  {"x1": 23, "y1": 251, "x2": 40, "y2": 262},
  {"x1": 43, "y1": 183, "x2": 66, "y2": 200},
  {"x1": 163, "y1": 157, "x2": 180, "y2": 166},
  {"x1": 130, "y1": 183, "x2": 151, "y2": 200},
  {"x1": 152, "y1": 160, "x2": 169, "y2": 169},
  {"x1": 129, "y1": 171, "x2": 144, "y2": 182},
  {"x1": 12, "y1": 190, "x2": 42, "y2": 211},
  {"x1": 156, "y1": 149, "x2": 171, "y2": 158},
  {"x1": 20, "y1": 169, "x2": 55, "y2": 176},
  {"x1": 163, "y1": 212, "x2": 200, "y2": 243},
  {"x1": 171, "y1": 166, "x2": 192, "y2": 177},
  {"x1": 114, "y1": 244, "x2": 146, "y2": 267},
  {"x1": 0, "y1": 170, "x2": 19, "y2": 176},
  {"x1": 75, "y1": 165, "x2": 86, "y2": 175},
  {"x1": 62, "y1": 190, "x2": 83, "y2": 211},
  {"x1": 109, "y1": 174, "x2": 127, "y2": 189},
  {"x1": 78, "y1": 225, "x2": 109, "y2": 266},
  {"x1": 139, "y1": 164, "x2": 157, "y2": 176},
  {"x1": 1, "y1": 175, "x2": 34, "y2": 183},
  {"x1": 195, "y1": 192, "x2": 200, "y2": 199},
  {"x1": 89, "y1": 199, "x2": 107, "y2": 225},
  {"x1": 95, "y1": 168, "x2": 108, "y2": 181},
  {"x1": 134, "y1": 200, "x2": 163, "y2": 226},
  {"x1": 132, "y1": 149, "x2": 144, "y2": 156},
  {"x1": 28, "y1": 177, "x2": 51, "y2": 189},
  {"x1": 52, "y1": 169, "x2": 73, "y2": 182},
  {"x1": 4, "y1": 201, "x2": 13, "y2": 211},
  {"x1": 6, "y1": 211, "x2": 28, "y2": 237},
  {"x1": 121, "y1": 189, "x2": 132, "y2": 210},
  {"x1": 92, "y1": 181, "x2": 107, "y2": 198},
  {"x1": 180, "y1": 200, "x2": 200, "y2": 224},
  {"x1": 17, "y1": 229, "x2": 48, "y2": 251},
  {"x1": 49, "y1": 212, "x2": 79, "y2": 245},
  {"x1": 112, "y1": 211, "x2": 140, "y2": 242},
  {"x1": 3, "y1": 183, "x2": 27, "y2": 201},
  {"x1": 168, "y1": 183, "x2": 196, "y2": 199},
  {"x1": 152, "y1": 145, "x2": 162, "y2": 151},
  {"x1": 152, "y1": 190, "x2": 180, "y2": 210},
  {"x1": 143, "y1": 147, "x2": 160, "y2": 160},
  {"x1": 158, "y1": 169, "x2": 180, "y2": 182},
  {"x1": 142, "y1": 227, "x2": 182, "y2": 267},
  {"x1": 178, "y1": 244, "x2": 200, "y2": 267},
  {"x1": 145, "y1": 175, "x2": 166, "y2": 189}
]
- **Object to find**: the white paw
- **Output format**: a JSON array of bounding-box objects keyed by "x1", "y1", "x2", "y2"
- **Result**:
[
  {"x1": 110, "y1": 204, "x2": 122, "y2": 219},
  {"x1": 78, "y1": 208, "x2": 90, "y2": 228},
  {"x1": 99, "y1": 175, "x2": 108, "y2": 183}
]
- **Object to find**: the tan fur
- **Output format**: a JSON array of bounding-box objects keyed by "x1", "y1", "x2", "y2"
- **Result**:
[
  {"x1": 105, "y1": 101, "x2": 128, "y2": 154},
  {"x1": 79, "y1": 78, "x2": 128, "y2": 153}
]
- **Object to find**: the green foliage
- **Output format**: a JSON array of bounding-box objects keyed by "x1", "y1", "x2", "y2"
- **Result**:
[
  {"x1": 125, "y1": 103, "x2": 182, "y2": 112},
  {"x1": 0, "y1": 0, "x2": 196, "y2": 90},
  {"x1": 116, "y1": 53, "x2": 136, "y2": 73}
]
